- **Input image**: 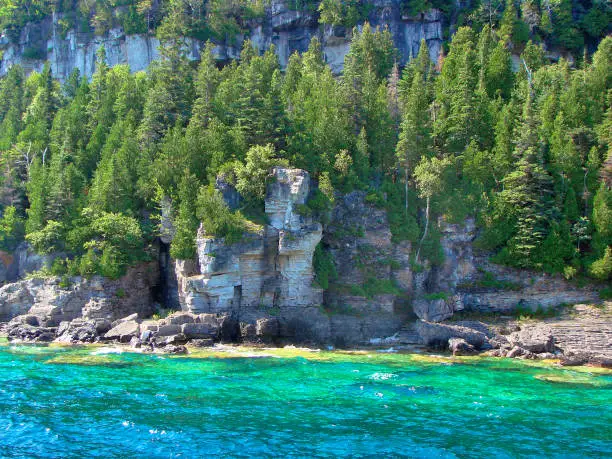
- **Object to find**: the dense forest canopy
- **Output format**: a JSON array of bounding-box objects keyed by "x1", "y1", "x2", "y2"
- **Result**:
[{"x1": 0, "y1": 0, "x2": 610, "y2": 290}]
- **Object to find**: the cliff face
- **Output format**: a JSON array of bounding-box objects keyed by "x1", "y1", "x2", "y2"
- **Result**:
[
  {"x1": 0, "y1": 262, "x2": 158, "y2": 325},
  {"x1": 170, "y1": 167, "x2": 599, "y2": 346},
  {"x1": 0, "y1": 166, "x2": 599, "y2": 346},
  {"x1": 0, "y1": 0, "x2": 444, "y2": 80}
]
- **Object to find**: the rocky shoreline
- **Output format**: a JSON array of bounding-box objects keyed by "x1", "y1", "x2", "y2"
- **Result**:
[{"x1": 2, "y1": 302, "x2": 610, "y2": 367}]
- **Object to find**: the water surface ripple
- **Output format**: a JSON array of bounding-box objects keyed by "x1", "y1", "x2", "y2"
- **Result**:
[{"x1": 0, "y1": 344, "x2": 610, "y2": 458}]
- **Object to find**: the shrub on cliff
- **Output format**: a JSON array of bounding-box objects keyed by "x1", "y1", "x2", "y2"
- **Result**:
[
  {"x1": 313, "y1": 243, "x2": 337, "y2": 289},
  {"x1": 0, "y1": 206, "x2": 24, "y2": 251},
  {"x1": 197, "y1": 187, "x2": 246, "y2": 244}
]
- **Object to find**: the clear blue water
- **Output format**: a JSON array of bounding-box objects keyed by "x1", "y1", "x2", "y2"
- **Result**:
[{"x1": 0, "y1": 343, "x2": 610, "y2": 458}]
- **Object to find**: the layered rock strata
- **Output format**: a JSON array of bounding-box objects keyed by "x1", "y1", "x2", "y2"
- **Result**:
[
  {"x1": 0, "y1": 262, "x2": 158, "y2": 326},
  {"x1": 1, "y1": 0, "x2": 444, "y2": 80}
]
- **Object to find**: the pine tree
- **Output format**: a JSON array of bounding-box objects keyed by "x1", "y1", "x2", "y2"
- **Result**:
[
  {"x1": 189, "y1": 41, "x2": 221, "y2": 132},
  {"x1": 499, "y1": 83, "x2": 555, "y2": 267},
  {"x1": 343, "y1": 23, "x2": 397, "y2": 172},
  {"x1": 25, "y1": 158, "x2": 47, "y2": 234},
  {"x1": 170, "y1": 171, "x2": 200, "y2": 260},
  {"x1": 396, "y1": 39, "x2": 433, "y2": 212}
]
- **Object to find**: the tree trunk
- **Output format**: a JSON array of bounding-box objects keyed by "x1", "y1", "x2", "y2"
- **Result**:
[{"x1": 415, "y1": 195, "x2": 430, "y2": 263}]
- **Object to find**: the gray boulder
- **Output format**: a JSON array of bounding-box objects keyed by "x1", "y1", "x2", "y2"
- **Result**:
[
  {"x1": 508, "y1": 325, "x2": 555, "y2": 354},
  {"x1": 448, "y1": 337, "x2": 477, "y2": 356},
  {"x1": 6, "y1": 316, "x2": 56, "y2": 342},
  {"x1": 181, "y1": 322, "x2": 218, "y2": 339},
  {"x1": 56, "y1": 319, "x2": 99, "y2": 343},
  {"x1": 190, "y1": 338, "x2": 214, "y2": 347},
  {"x1": 506, "y1": 346, "x2": 525, "y2": 358},
  {"x1": 412, "y1": 298, "x2": 455, "y2": 322},
  {"x1": 104, "y1": 320, "x2": 140, "y2": 343},
  {"x1": 416, "y1": 320, "x2": 489, "y2": 349},
  {"x1": 164, "y1": 344, "x2": 188, "y2": 355}
]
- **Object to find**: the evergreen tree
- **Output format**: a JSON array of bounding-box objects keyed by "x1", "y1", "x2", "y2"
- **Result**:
[
  {"x1": 170, "y1": 171, "x2": 200, "y2": 260},
  {"x1": 499, "y1": 84, "x2": 555, "y2": 267},
  {"x1": 396, "y1": 39, "x2": 433, "y2": 211}
]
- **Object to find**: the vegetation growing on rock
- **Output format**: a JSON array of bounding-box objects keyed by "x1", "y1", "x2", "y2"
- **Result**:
[{"x1": 0, "y1": 0, "x2": 609, "y2": 287}]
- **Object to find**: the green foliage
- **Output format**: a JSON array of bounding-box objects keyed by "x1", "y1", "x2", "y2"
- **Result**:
[
  {"x1": 514, "y1": 304, "x2": 567, "y2": 320},
  {"x1": 0, "y1": 206, "x2": 24, "y2": 251},
  {"x1": 197, "y1": 187, "x2": 246, "y2": 244},
  {"x1": 318, "y1": 0, "x2": 371, "y2": 27},
  {"x1": 0, "y1": 5, "x2": 609, "y2": 286},
  {"x1": 590, "y1": 246, "x2": 612, "y2": 280},
  {"x1": 235, "y1": 144, "x2": 286, "y2": 204},
  {"x1": 170, "y1": 172, "x2": 200, "y2": 260},
  {"x1": 599, "y1": 286, "x2": 612, "y2": 300},
  {"x1": 380, "y1": 179, "x2": 420, "y2": 243},
  {"x1": 423, "y1": 292, "x2": 448, "y2": 301},
  {"x1": 313, "y1": 242, "x2": 337, "y2": 289},
  {"x1": 26, "y1": 220, "x2": 65, "y2": 254},
  {"x1": 362, "y1": 277, "x2": 401, "y2": 298}
]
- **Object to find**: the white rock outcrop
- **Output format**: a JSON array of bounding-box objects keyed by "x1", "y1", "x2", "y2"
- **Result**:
[{"x1": 179, "y1": 167, "x2": 322, "y2": 315}]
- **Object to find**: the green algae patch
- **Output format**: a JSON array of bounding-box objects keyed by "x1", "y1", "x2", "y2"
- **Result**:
[
  {"x1": 45, "y1": 353, "x2": 137, "y2": 368},
  {"x1": 185, "y1": 345, "x2": 336, "y2": 361},
  {"x1": 0, "y1": 336, "x2": 9, "y2": 346},
  {"x1": 534, "y1": 372, "x2": 611, "y2": 387},
  {"x1": 562, "y1": 365, "x2": 612, "y2": 375}
]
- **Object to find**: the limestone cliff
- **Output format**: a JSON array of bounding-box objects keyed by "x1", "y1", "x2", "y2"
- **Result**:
[
  {"x1": 412, "y1": 217, "x2": 600, "y2": 322},
  {"x1": 0, "y1": 167, "x2": 601, "y2": 346},
  {"x1": 0, "y1": 0, "x2": 444, "y2": 80},
  {"x1": 0, "y1": 262, "x2": 158, "y2": 325}
]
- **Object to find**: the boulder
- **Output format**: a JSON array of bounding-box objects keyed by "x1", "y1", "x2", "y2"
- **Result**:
[
  {"x1": 256, "y1": 318, "x2": 280, "y2": 340},
  {"x1": 111, "y1": 313, "x2": 138, "y2": 328},
  {"x1": 163, "y1": 333, "x2": 188, "y2": 345},
  {"x1": 412, "y1": 298, "x2": 455, "y2": 322},
  {"x1": 140, "y1": 329, "x2": 153, "y2": 343},
  {"x1": 56, "y1": 319, "x2": 99, "y2": 343},
  {"x1": 416, "y1": 320, "x2": 489, "y2": 349},
  {"x1": 190, "y1": 338, "x2": 214, "y2": 347},
  {"x1": 129, "y1": 336, "x2": 142, "y2": 348},
  {"x1": 508, "y1": 325, "x2": 555, "y2": 354},
  {"x1": 6, "y1": 317, "x2": 56, "y2": 342},
  {"x1": 448, "y1": 337, "x2": 477, "y2": 356},
  {"x1": 181, "y1": 322, "x2": 218, "y2": 339},
  {"x1": 164, "y1": 344, "x2": 188, "y2": 355},
  {"x1": 164, "y1": 312, "x2": 197, "y2": 326},
  {"x1": 94, "y1": 319, "x2": 112, "y2": 335},
  {"x1": 506, "y1": 346, "x2": 525, "y2": 358},
  {"x1": 104, "y1": 320, "x2": 140, "y2": 343},
  {"x1": 156, "y1": 324, "x2": 182, "y2": 337}
]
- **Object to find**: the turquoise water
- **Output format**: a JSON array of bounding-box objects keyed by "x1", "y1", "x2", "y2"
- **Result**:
[{"x1": 0, "y1": 344, "x2": 610, "y2": 458}]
